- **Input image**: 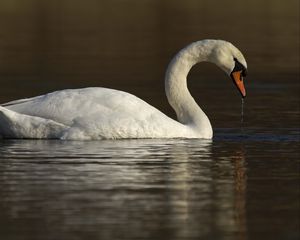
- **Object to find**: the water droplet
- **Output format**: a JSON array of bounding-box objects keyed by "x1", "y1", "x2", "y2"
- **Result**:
[
  {"x1": 240, "y1": 98, "x2": 245, "y2": 136},
  {"x1": 241, "y1": 98, "x2": 244, "y2": 124}
]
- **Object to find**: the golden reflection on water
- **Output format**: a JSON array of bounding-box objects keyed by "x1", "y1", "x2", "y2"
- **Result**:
[
  {"x1": 146, "y1": 140, "x2": 249, "y2": 239},
  {"x1": 166, "y1": 140, "x2": 212, "y2": 238},
  {"x1": 1, "y1": 137, "x2": 299, "y2": 239},
  {"x1": 233, "y1": 148, "x2": 247, "y2": 240}
]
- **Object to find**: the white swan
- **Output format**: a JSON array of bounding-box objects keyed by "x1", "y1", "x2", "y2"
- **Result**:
[{"x1": 0, "y1": 39, "x2": 247, "y2": 140}]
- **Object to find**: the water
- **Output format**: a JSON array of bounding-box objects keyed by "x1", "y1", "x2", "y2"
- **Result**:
[
  {"x1": 241, "y1": 98, "x2": 244, "y2": 125},
  {"x1": 0, "y1": 0, "x2": 299, "y2": 239},
  {"x1": 0, "y1": 130, "x2": 299, "y2": 240}
]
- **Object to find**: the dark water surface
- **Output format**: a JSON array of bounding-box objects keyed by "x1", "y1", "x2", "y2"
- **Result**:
[
  {"x1": 0, "y1": 129, "x2": 299, "y2": 240},
  {"x1": 0, "y1": 0, "x2": 299, "y2": 240}
]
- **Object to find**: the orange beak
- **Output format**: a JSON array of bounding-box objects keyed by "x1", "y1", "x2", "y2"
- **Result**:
[{"x1": 231, "y1": 70, "x2": 246, "y2": 98}]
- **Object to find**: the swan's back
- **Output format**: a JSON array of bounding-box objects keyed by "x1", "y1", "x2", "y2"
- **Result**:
[
  {"x1": 3, "y1": 87, "x2": 188, "y2": 139},
  {"x1": 6, "y1": 88, "x2": 153, "y2": 125}
]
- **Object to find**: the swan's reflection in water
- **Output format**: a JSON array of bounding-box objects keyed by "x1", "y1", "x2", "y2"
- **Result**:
[
  {"x1": 0, "y1": 139, "x2": 247, "y2": 240},
  {"x1": 232, "y1": 148, "x2": 247, "y2": 240}
]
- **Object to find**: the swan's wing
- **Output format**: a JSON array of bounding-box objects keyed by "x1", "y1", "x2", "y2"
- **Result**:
[
  {"x1": 2, "y1": 87, "x2": 189, "y2": 139},
  {"x1": 1, "y1": 96, "x2": 42, "y2": 107},
  {"x1": 0, "y1": 106, "x2": 68, "y2": 139},
  {"x1": 4, "y1": 87, "x2": 169, "y2": 124},
  {"x1": 4, "y1": 87, "x2": 144, "y2": 125}
]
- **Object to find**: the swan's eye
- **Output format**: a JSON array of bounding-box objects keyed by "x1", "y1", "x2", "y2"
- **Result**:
[{"x1": 232, "y1": 57, "x2": 247, "y2": 78}]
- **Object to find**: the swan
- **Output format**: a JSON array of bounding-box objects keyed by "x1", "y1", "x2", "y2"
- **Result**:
[{"x1": 0, "y1": 39, "x2": 247, "y2": 140}]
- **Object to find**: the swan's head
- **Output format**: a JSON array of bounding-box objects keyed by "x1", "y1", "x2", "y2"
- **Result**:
[{"x1": 209, "y1": 40, "x2": 247, "y2": 98}]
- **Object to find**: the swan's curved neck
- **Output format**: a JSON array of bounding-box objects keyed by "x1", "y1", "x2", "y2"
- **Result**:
[{"x1": 165, "y1": 41, "x2": 214, "y2": 137}]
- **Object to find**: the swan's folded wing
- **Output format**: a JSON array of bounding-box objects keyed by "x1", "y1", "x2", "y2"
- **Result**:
[
  {"x1": 2, "y1": 88, "x2": 161, "y2": 126},
  {"x1": 0, "y1": 88, "x2": 188, "y2": 139},
  {"x1": 0, "y1": 107, "x2": 68, "y2": 139},
  {"x1": 1, "y1": 96, "x2": 42, "y2": 107}
]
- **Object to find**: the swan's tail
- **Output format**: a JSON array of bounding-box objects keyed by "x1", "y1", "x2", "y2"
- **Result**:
[{"x1": 0, "y1": 106, "x2": 68, "y2": 139}]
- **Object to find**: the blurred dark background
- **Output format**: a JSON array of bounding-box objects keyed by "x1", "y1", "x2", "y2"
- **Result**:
[{"x1": 0, "y1": 0, "x2": 299, "y2": 127}]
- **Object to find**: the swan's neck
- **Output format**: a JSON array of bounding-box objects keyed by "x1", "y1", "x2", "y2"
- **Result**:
[{"x1": 165, "y1": 41, "x2": 213, "y2": 138}]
